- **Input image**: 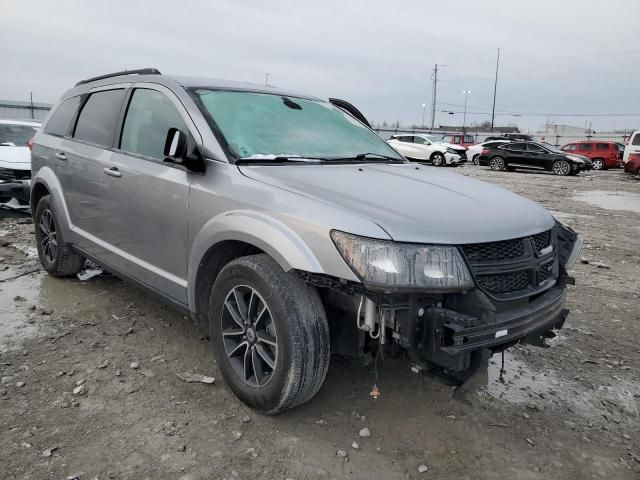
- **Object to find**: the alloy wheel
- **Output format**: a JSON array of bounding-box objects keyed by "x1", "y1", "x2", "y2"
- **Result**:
[
  {"x1": 221, "y1": 285, "x2": 278, "y2": 387},
  {"x1": 553, "y1": 161, "x2": 570, "y2": 176},
  {"x1": 592, "y1": 159, "x2": 604, "y2": 170},
  {"x1": 473, "y1": 154, "x2": 479, "y2": 165},
  {"x1": 39, "y1": 209, "x2": 58, "y2": 263},
  {"x1": 432, "y1": 154, "x2": 444, "y2": 166},
  {"x1": 490, "y1": 157, "x2": 504, "y2": 171}
]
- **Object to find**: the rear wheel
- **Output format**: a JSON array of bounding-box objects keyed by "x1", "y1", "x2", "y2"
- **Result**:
[
  {"x1": 472, "y1": 154, "x2": 479, "y2": 165},
  {"x1": 209, "y1": 254, "x2": 330, "y2": 414},
  {"x1": 431, "y1": 152, "x2": 445, "y2": 167},
  {"x1": 489, "y1": 156, "x2": 505, "y2": 171},
  {"x1": 34, "y1": 195, "x2": 84, "y2": 277},
  {"x1": 592, "y1": 158, "x2": 605, "y2": 170},
  {"x1": 552, "y1": 160, "x2": 571, "y2": 176}
]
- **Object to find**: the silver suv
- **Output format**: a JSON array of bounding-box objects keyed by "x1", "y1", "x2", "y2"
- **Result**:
[{"x1": 30, "y1": 69, "x2": 583, "y2": 413}]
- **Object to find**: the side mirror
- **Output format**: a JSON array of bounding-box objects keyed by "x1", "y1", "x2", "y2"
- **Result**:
[{"x1": 164, "y1": 128, "x2": 187, "y2": 163}]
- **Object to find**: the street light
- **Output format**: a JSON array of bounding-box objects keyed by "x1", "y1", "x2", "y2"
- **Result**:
[
  {"x1": 421, "y1": 103, "x2": 427, "y2": 129},
  {"x1": 462, "y1": 90, "x2": 471, "y2": 132}
]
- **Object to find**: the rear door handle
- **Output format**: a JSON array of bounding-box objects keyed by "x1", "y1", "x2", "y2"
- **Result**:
[
  {"x1": 54, "y1": 152, "x2": 67, "y2": 161},
  {"x1": 103, "y1": 167, "x2": 122, "y2": 178}
]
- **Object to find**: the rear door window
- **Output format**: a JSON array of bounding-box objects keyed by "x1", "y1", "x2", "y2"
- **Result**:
[
  {"x1": 44, "y1": 96, "x2": 82, "y2": 137},
  {"x1": 120, "y1": 88, "x2": 188, "y2": 161},
  {"x1": 578, "y1": 143, "x2": 593, "y2": 151},
  {"x1": 508, "y1": 142, "x2": 526, "y2": 151},
  {"x1": 73, "y1": 89, "x2": 126, "y2": 147},
  {"x1": 596, "y1": 143, "x2": 609, "y2": 151}
]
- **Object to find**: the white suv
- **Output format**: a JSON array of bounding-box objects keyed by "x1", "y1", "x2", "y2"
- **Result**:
[
  {"x1": 387, "y1": 133, "x2": 465, "y2": 166},
  {"x1": 623, "y1": 130, "x2": 640, "y2": 164},
  {"x1": 0, "y1": 119, "x2": 40, "y2": 207}
]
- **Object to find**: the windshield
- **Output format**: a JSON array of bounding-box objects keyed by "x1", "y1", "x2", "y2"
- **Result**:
[
  {"x1": 0, "y1": 124, "x2": 38, "y2": 146},
  {"x1": 192, "y1": 89, "x2": 403, "y2": 161}
]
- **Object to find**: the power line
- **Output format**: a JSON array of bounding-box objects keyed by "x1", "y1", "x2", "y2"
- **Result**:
[{"x1": 461, "y1": 48, "x2": 640, "y2": 68}]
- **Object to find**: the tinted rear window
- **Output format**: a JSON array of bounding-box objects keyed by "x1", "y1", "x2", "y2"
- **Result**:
[
  {"x1": 73, "y1": 89, "x2": 126, "y2": 147},
  {"x1": 44, "y1": 96, "x2": 82, "y2": 137},
  {"x1": 579, "y1": 144, "x2": 592, "y2": 151},
  {"x1": 508, "y1": 143, "x2": 525, "y2": 151},
  {"x1": 596, "y1": 143, "x2": 609, "y2": 150},
  {"x1": 0, "y1": 124, "x2": 38, "y2": 146}
]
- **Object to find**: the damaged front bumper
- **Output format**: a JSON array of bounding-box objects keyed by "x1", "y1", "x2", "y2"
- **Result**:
[{"x1": 0, "y1": 179, "x2": 31, "y2": 206}]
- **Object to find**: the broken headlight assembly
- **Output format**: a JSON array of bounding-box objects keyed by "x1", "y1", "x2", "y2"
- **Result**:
[
  {"x1": 553, "y1": 218, "x2": 583, "y2": 271},
  {"x1": 330, "y1": 230, "x2": 474, "y2": 292}
]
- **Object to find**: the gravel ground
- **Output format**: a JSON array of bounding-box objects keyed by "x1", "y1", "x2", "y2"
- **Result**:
[{"x1": 0, "y1": 166, "x2": 639, "y2": 480}]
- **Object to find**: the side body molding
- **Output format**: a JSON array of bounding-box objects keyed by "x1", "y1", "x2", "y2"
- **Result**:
[{"x1": 187, "y1": 210, "x2": 326, "y2": 313}]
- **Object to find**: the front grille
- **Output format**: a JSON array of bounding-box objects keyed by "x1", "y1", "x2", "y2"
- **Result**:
[
  {"x1": 461, "y1": 229, "x2": 556, "y2": 297},
  {"x1": 533, "y1": 230, "x2": 551, "y2": 252},
  {"x1": 0, "y1": 168, "x2": 30, "y2": 182},
  {"x1": 476, "y1": 271, "x2": 530, "y2": 293},
  {"x1": 461, "y1": 238, "x2": 525, "y2": 262}
]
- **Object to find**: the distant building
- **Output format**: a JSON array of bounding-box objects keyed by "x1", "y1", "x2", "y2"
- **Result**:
[
  {"x1": 0, "y1": 99, "x2": 52, "y2": 122},
  {"x1": 541, "y1": 123, "x2": 592, "y2": 137}
]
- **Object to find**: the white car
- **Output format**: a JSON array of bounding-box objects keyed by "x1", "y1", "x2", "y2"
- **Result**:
[
  {"x1": 466, "y1": 139, "x2": 511, "y2": 165},
  {"x1": 387, "y1": 133, "x2": 465, "y2": 166},
  {"x1": 0, "y1": 119, "x2": 40, "y2": 207},
  {"x1": 623, "y1": 130, "x2": 640, "y2": 164}
]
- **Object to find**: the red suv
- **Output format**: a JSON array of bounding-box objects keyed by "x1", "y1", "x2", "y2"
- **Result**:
[
  {"x1": 560, "y1": 141, "x2": 622, "y2": 170},
  {"x1": 441, "y1": 134, "x2": 475, "y2": 149}
]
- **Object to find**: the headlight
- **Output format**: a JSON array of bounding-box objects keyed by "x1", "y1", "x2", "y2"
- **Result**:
[
  {"x1": 330, "y1": 231, "x2": 474, "y2": 291},
  {"x1": 446, "y1": 147, "x2": 457, "y2": 154}
]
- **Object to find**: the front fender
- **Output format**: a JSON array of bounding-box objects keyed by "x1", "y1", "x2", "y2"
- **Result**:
[{"x1": 187, "y1": 209, "x2": 359, "y2": 312}]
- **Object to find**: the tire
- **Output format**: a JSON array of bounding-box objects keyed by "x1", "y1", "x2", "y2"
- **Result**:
[
  {"x1": 591, "y1": 158, "x2": 605, "y2": 170},
  {"x1": 209, "y1": 254, "x2": 330, "y2": 414},
  {"x1": 431, "y1": 152, "x2": 445, "y2": 167},
  {"x1": 489, "y1": 156, "x2": 505, "y2": 171},
  {"x1": 34, "y1": 195, "x2": 84, "y2": 277},
  {"x1": 552, "y1": 160, "x2": 571, "y2": 176},
  {"x1": 472, "y1": 154, "x2": 479, "y2": 165}
]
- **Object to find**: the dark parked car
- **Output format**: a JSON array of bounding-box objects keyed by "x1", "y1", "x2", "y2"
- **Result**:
[
  {"x1": 561, "y1": 141, "x2": 622, "y2": 170},
  {"x1": 479, "y1": 141, "x2": 591, "y2": 175}
]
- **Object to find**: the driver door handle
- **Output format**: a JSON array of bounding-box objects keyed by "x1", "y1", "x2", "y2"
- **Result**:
[
  {"x1": 103, "y1": 167, "x2": 122, "y2": 178},
  {"x1": 54, "y1": 152, "x2": 67, "y2": 161}
]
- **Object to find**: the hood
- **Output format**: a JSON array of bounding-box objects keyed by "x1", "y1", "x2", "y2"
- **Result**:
[
  {"x1": 0, "y1": 146, "x2": 31, "y2": 170},
  {"x1": 436, "y1": 141, "x2": 465, "y2": 151},
  {"x1": 239, "y1": 163, "x2": 554, "y2": 244}
]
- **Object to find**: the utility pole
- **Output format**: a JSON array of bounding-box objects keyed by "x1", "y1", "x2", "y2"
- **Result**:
[
  {"x1": 430, "y1": 64, "x2": 439, "y2": 130},
  {"x1": 265, "y1": 73, "x2": 270, "y2": 86},
  {"x1": 490, "y1": 48, "x2": 500, "y2": 132},
  {"x1": 30, "y1": 92, "x2": 34, "y2": 119},
  {"x1": 462, "y1": 90, "x2": 471, "y2": 133}
]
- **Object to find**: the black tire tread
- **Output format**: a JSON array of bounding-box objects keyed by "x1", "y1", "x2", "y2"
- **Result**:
[
  {"x1": 210, "y1": 254, "x2": 330, "y2": 414},
  {"x1": 34, "y1": 195, "x2": 84, "y2": 277}
]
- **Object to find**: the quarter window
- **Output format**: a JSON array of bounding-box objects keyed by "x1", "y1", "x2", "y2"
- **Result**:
[
  {"x1": 44, "y1": 96, "x2": 82, "y2": 137},
  {"x1": 120, "y1": 89, "x2": 188, "y2": 160},
  {"x1": 73, "y1": 89, "x2": 126, "y2": 147},
  {"x1": 563, "y1": 144, "x2": 577, "y2": 151}
]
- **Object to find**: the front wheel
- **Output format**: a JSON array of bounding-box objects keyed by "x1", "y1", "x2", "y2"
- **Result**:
[
  {"x1": 431, "y1": 152, "x2": 445, "y2": 167},
  {"x1": 34, "y1": 195, "x2": 84, "y2": 276},
  {"x1": 552, "y1": 160, "x2": 571, "y2": 176},
  {"x1": 489, "y1": 156, "x2": 505, "y2": 171},
  {"x1": 209, "y1": 254, "x2": 330, "y2": 414}
]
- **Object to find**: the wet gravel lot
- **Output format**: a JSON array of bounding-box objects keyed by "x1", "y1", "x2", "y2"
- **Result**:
[{"x1": 1, "y1": 166, "x2": 639, "y2": 480}]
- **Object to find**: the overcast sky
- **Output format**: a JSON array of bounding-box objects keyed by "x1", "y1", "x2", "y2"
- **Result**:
[{"x1": 3, "y1": 0, "x2": 639, "y2": 132}]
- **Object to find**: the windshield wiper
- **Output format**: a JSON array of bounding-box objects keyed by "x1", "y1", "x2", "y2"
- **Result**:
[
  {"x1": 329, "y1": 153, "x2": 404, "y2": 162},
  {"x1": 236, "y1": 156, "x2": 328, "y2": 165}
]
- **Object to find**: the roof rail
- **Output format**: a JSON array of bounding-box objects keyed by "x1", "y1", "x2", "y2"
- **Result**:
[{"x1": 75, "y1": 68, "x2": 162, "y2": 86}]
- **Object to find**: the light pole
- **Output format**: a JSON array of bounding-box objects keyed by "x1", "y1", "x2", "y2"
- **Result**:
[
  {"x1": 421, "y1": 103, "x2": 427, "y2": 129},
  {"x1": 462, "y1": 90, "x2": 471, "y2": 132}
]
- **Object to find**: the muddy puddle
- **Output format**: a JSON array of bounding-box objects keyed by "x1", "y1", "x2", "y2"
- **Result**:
[
  {"x1": 573, "y1": 190, "x2": 640, "y2": 214},
  {"x1": 0, "y1": 273, "x2": 44, "y2": 352},
  {"x1": 479, "y1": 349, "x2": 639, "y2": 425}
]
